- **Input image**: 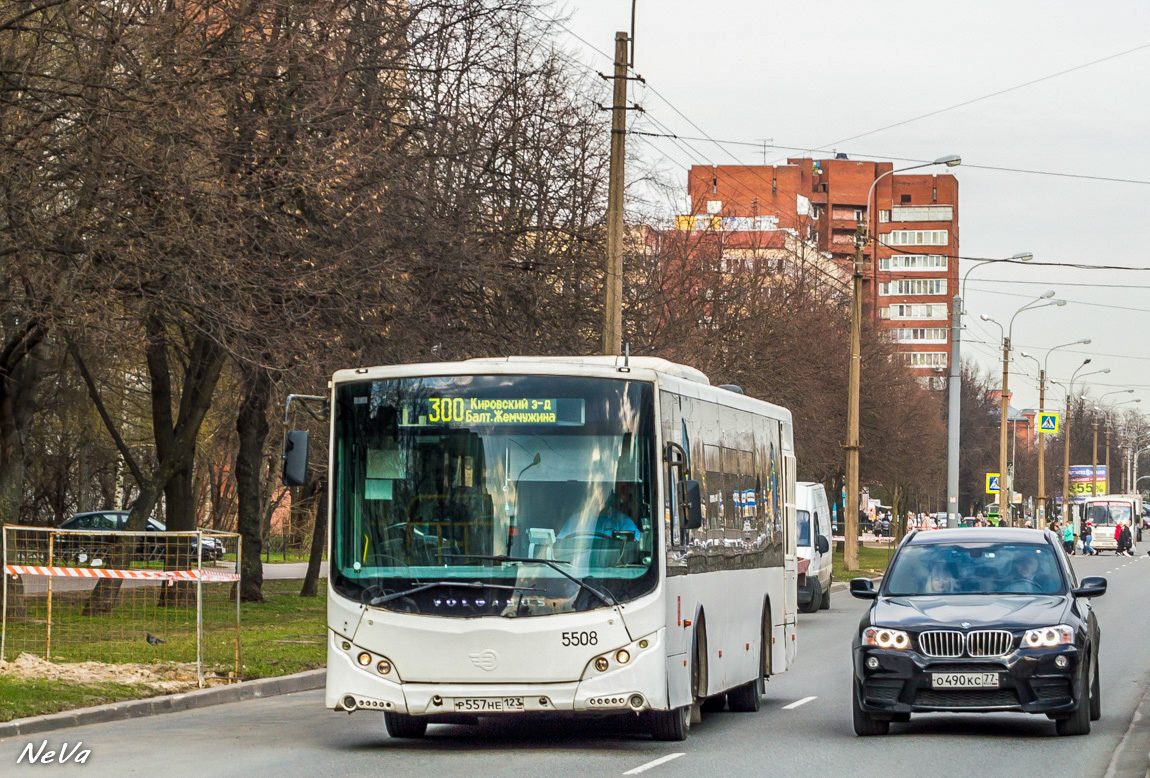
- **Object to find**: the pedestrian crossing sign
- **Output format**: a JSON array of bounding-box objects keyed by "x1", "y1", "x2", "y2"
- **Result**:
[
  {"x1": 1038, "y1": 412, "x2": 1060, "y2": 434},
  {"x1": 986, "y1": 473, "x2": 1001, "y2": 494}
]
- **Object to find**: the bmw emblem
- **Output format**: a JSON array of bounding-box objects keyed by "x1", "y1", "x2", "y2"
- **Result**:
[{"x1": 961, "y1": 622, "x2": 972, "y2": 629}]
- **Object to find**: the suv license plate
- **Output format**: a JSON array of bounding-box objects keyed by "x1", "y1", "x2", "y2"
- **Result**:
[
  {"x1": 931, "y1": 672, "x2": 999, "y2": 689},
  {"x1": 453, "y1": 697, "x2": 525, "y2": 712}
]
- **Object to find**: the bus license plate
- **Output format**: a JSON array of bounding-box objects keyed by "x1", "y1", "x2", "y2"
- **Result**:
[
  {"x1": 931, "y1": 672, "x2": 999, "y2": 689},
  {"x1": 453, "y1": 697, "x2": 525, "y2": 712}
]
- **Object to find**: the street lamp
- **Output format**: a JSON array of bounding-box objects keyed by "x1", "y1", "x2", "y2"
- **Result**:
[
  {"x1": 1058, "y1": 363, "x2": 1110, "y2": 529},
  {"x1": 1108, "y1": 399, "x2": 1141, "y2": 493},
  {"x1": 1093, "y1": 390, "x2": 1136, "y2": 496},
  {"x1": 1019, "y1": 338, "x2": 1091, "y2": 522},
  {"x1": 980, "y1": 293, "x2": 1067, "y2": 524},
  {"x1": 945, "y1": 250, "x2": 1032, "y2": 528},
  {"x1": 844, "y1": 153, "x2": 962, "y2": 569}
]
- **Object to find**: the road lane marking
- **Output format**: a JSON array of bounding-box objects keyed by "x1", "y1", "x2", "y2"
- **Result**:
[
  {"x1": 783, "y1": 696, "x2": 818, "y2": 710},
  {"x1": 624, "y1": 753, "x2": 685, "y2": 775}
]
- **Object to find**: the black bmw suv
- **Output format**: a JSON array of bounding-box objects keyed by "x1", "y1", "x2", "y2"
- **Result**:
[{"x1": 850, "y1": 528, "x2": 1106, "y2": 736}]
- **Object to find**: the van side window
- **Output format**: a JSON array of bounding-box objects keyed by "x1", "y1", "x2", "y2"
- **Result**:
[{"x1": 813, "y1": 512, "x2": 820, "y2": 540}]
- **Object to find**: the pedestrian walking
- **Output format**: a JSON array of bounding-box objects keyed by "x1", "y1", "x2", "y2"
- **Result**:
[
  {"x1": 1081, "y1": 520, "x2": 1095, "y2": 556},
  {"x1": 1119, "y1": 521, "x2": 1133, "y2": 556},
  {"x1": 1062, "y1": 521, "x2": 1074, "y2": 554}
]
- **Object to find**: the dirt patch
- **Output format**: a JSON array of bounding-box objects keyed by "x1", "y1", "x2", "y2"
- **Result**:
[{"x1": 0, "y1": 653, "x2": 200, "y2": 692}]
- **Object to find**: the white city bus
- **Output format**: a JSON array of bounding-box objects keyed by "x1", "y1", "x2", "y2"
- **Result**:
[{"x1": 283, "y1": 356, "x2": 797, "y2": 741}]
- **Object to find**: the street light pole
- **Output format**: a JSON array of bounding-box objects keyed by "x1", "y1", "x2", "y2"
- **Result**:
[
  {"x1": 1093, "y1": 391, "x2": 1138, "y2": 495},
  {"x1": 1058, "y1": 364, "x2": 1110, "y2": 529},
  {"x1": 1020, "y1": 338, "x2": 1090, "y2": 523},
  {"x1": 947, "y1": 251, "x2": 1031, "y2": 528},
  {"x1": 981, "y1": 293, "x2": 1063, "y2": 525},
  {"x1": 845, "y1": 153, "x2": 960, "y2": 568}
]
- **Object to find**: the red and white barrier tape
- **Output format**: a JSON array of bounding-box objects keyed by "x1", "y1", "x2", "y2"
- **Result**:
[{"x1": 4, "y1": 565, "x2": 240, "y2": 582}]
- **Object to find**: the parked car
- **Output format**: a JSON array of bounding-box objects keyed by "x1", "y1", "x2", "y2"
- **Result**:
[
  {"x1": 796, "y1": 482, "x2": 833, "y2": 613},
  {"x1": 58, "y1": 511, "x2": 223, "y2": 563},
  {"x1": 850, "y1": 527, "x2": 1105, "y2": 736}
]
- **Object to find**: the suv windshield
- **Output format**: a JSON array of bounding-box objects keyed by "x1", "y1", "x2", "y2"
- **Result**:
[
  {"x1": 331, "y1": 375, "x2": 658, "y2": 617},
  {"x1": 884, "y1": 542, "x2": 1066, "y2": 596}
]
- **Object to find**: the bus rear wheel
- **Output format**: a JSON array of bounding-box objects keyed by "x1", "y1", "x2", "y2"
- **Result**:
[
  {"x1": 384, "y1": 712, "x2": 428, "y2": 739},
  {"x1": 648, "y1": 705, "x2": 691, "y2": 741}
]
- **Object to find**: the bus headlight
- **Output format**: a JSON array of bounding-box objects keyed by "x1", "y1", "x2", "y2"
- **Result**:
[
  {"x1": 377, "y1": 658, "x2": 392, "y2": 675},
  {"x1": 594, "y1": 657, "x2": 609, "y2": 672},
  {"x1": 615, "y1": 650, "x2": 631, "y2": 664},
  {"x1": 357, "y1": 652, "x2": 373, "y2": 666}
]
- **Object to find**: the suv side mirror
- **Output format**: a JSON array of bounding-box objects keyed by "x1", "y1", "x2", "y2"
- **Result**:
[
  {"x1": 282, "y1": 430, "x2": 310, "y2": 486},
  {"x1": 850, "y1": 578, "x2": 878, "y2": 600},
  {"x1": 1073, "y1": 576, "x2": 1107, "y2": 598},
  {"x1": 816, "y1": 535, "x2": 830, "y2": 554},
  {"x1": 682, "y1": 480, "x2": 703, "y2": 530}
]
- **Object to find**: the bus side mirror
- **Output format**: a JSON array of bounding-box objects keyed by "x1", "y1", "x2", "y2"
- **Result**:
[
  {"x1": 282, "y1": 430, "x2": 310, "y2": 486},
  {"x1": 683, "y1": 480, "x2": 703, "y2": 530}
]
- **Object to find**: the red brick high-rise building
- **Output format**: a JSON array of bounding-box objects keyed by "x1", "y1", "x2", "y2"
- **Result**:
[{"x1": 683, "y1": 157, "x2": 959, "y2": 387}]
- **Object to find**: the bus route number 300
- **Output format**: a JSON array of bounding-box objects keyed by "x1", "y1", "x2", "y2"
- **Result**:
[{"x1": 561, "y1": 631, "x2": 597, "y2": 647}]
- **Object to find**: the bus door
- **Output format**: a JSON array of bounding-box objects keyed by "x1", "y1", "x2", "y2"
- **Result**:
[{"x1": 782, "y1": 453, "x2": 798, "y2": 668}]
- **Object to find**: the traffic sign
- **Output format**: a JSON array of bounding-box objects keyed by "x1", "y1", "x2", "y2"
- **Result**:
[
  {"x1": 986, "y1": 473, "x2": 1001, "y2": 494},
  {"x1": 1038, "y1": 412, "x2": 1060, "y2": 434}
]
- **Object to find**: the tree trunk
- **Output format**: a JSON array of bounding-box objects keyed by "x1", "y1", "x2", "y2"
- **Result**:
[
  {"x1": 301, "y1": 479, "x2": 327, "y2": 598},
  {"x1": 158, "y1": 450, "x2": 197, "y2": 608},
  {"x1": 235, "y1": 366, "x2": 272, "y2": 602}
]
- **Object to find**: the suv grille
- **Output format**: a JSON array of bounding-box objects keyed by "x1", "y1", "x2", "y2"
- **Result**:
[
  {"x1": 917, "y1": 629, "x2": 1014, "y2": 658},
  {"x1": 966, "y1": 630, "x2": 1013, "y2": 657},
  {"x1": 918, "y1": 630, "x2": 964, "y2": 657}
]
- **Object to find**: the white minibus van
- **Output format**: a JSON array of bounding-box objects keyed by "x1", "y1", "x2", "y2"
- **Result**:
[{"x1": 796, "y1": 482, "x2": 832, "y2": 612}]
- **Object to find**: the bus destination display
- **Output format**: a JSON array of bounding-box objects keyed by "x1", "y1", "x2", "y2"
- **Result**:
[{"x1": 399, "y1": 397, "x2": 585, "y2": 427}]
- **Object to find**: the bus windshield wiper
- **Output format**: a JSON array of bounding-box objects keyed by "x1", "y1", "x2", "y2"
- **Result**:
[
  {"x1": 369, "y1": 580, "x2": 538, "y2": 607},
  {"x1": 442, "y1": 554, "x2": 617, "y2": 608}
]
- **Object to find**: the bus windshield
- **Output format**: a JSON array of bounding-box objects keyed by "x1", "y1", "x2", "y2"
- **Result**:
[
  {"x1": 331, "y1": 375, "x2": 658, "y2": 617},
  {"x1": 1086, "y1": 501, "x2": 1131, "y2": 527}
]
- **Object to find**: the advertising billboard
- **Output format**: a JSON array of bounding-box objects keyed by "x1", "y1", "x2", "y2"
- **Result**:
[{"x1": 1068, "y1": 465, "x2": 1107, "y2": 503}]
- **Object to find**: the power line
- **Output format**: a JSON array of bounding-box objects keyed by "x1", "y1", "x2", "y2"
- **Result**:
[
  {"x1": 629, "y1": 133, "x2": 1150, "y2": 187},
  {"x1": 819, "y1": 42, "x2": 1150, "y2": 147},
  {"x1": 964, "y1": 283, "x2": 1150, "y2": 315}
]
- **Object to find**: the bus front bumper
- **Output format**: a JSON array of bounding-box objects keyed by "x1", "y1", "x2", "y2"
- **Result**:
[{"x1": 326, "y1": 629, "x2": 670, "y2": 715}]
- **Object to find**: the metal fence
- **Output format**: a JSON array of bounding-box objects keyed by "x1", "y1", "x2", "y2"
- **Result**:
[{"x1": 2, "y1": 525, "x2": 241, "y2": 687}]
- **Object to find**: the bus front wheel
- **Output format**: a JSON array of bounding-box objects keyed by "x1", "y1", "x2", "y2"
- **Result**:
[
  {"x1": 384, "y1": 712, "x2": 428, "y2": 739},
  {"x1": 648, "y1": 705, "x2": 690, "y2": 741}
]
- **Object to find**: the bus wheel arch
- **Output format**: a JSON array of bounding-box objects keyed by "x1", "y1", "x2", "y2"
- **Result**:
[{"x1": 691, "y1": 607, "x2": 709, "y2": 700}]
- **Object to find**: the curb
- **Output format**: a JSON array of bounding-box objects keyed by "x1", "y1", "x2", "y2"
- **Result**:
[
  {"x1": 1104, "y1": 671, "x2": 1150, "y2": 778},
  {"x1": 0, "y1": 668, "x2": 326, "y2": 740}
]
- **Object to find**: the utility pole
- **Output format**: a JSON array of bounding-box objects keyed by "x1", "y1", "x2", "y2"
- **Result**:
[
  {"x1": 844, "y1": 220, "x2": 864, "y2": 571},
  {"x1": 1105, "y1": 422, "x2": 1111, "y2": 495},
  {"x1": 998, "y1": 338, "x2": 1012, "y2": 525},
  {"x1": 601, "y1": 31, "x2": 629, "y2": 356},
  {"x1": 1036, "y1": 369, "x2": 1047, "y2": 523},
  {"x1": 1091, "y1": 415, "x2": 1099, "y2": 498},
  {"x1": 1062, "y1": 392, "x2": 1072, "y2": 525}
]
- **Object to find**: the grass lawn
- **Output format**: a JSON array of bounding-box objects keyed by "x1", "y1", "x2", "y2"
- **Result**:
[
  {"x1": 0, "y1": 579, "x2": 327, "y2": 723},
  {"x1": 219, "y1": 551, "x2": 322, "y2": 564},
  {"x1": 833, "y1": 541, "x2": 897, "y2": 583}
]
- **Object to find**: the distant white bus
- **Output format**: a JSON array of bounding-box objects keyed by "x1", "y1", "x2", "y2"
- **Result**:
[
  {"x1": 1083, "y1": 494, "x2": 1142, "y2": 552},
  {"x1": 283, "y1": 356, "x2": 798, "y2": 741}
]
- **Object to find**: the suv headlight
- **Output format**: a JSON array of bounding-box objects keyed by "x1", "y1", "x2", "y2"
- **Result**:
[
  {"x1": 862, "y1": 626, "x2": 910, "y2": 649},
  {"x1": 1022, "y1": 625, "x2": 1074, "y2": 648}
]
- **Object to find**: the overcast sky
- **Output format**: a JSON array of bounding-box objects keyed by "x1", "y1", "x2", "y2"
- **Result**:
[{"x1": 561, "y1": 0, "x2": 1150, "y2": 415}]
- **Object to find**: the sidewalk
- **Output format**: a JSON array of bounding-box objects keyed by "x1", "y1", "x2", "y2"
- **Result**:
[{"x1": 263, "y1": 561, "x2": 328, "y2": 580}]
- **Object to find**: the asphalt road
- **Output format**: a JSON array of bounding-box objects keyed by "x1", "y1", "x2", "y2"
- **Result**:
[{"x1": 6, "y1": 553, "x2": 1149, "y2": 777}]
